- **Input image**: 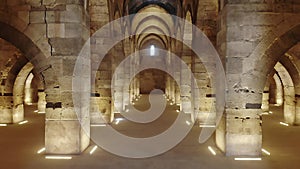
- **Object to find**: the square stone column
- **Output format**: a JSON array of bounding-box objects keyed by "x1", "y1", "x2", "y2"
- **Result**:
[
  {"x1": 216, "y1": 2, "x2": 269, "y2": 156},
  {"x1": 43, "y1": 2, "x2": 90, "y2": 154},
  {"x1": 0, "y1": 95, "x2": 13, "y2": 123}
]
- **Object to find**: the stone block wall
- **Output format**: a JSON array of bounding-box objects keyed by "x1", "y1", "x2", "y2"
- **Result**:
[
  {"x1": 216, "y1": 0, "x2": 300, "y2": 156},
  {"x1": 0, "y1": 0, "x2": 91, "y2": 154},
  {"x1": 0, "y1": 38, "x2": 23, "y2": 123}
]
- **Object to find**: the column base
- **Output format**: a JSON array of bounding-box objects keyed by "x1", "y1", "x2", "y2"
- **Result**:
[
  {"x1": 226, "y1": 134, "x2": 262, "y2": 156},
  {"x1": 45, "y1": 120, "x2": 89, "y2": 154},
  {"x1": 0, "y1": 108, "x2": 12, "y2": 123}
]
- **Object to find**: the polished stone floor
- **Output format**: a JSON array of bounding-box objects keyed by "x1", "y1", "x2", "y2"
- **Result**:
[{"x1": 0, "y1": 98, "x2": 299, "y2": 169}]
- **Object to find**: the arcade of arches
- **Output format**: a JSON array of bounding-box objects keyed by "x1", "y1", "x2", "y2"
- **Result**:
[{"x1": 0, "y1": 0, "x2": 300, "y2": 168}]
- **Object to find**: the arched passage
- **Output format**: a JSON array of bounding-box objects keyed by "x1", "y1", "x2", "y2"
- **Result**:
[
  {"x1": 12, "y1": 62, "x2": 34, "y2": 123},
  {"x1": 274, "y1": 62, "x2": 295, "y2": 124},
  {"x1": 262, "y1": 51, "x2": 300, "y2": 124},
  {"x1": 0, "y1": 18, "x2": 90, "y2": 155},
  {"x1": 272, "y1": 73, "x2": 284, "y2": 106}
]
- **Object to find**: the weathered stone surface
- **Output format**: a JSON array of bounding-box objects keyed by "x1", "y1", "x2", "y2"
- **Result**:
[
  {"x1": 0, "y1": 108, "x2": 12, "y2": 123},
  {"x1": 45, "y1": 120, "x2": 83, "y2": 154},
  {"x1": 49, "y1": 38, "x2": 84, "y2": 56},
  {"x1": 29, "y1": 11, "x2": 44, "y2": 23}
]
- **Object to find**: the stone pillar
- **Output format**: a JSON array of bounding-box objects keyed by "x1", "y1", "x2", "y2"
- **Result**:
[
  {"x1": 89, "y1": 0, "x2": 111, "y2": 122},
  {"x1": 123, "y1": 59, "x2": 130, "y2": 110},
  {"x1": 43, "y1": 2, "x2": 90, "y2": 154},
  {"x1": 24, "y1": 73, "x2": 35, "y2": 105},
  {"x1": 37, "y1": 91, "x2": 46, "y2": 114},
  {"x1": 261, "y1": 91, "x2": 269, "y2": 112},
  {"x1": 134, "y1": 77, "x2": 139, "y2": 98},
  {"x1": 25, "y1": 73, "x2": 39, "y2": 104},
  {"x1": 129, "y1": 53, "x2": 135, "y2": 102},
  {"x1": 269, "y1": 76, "x2": 277, "y2": 104},
  {"x1": 13, "y1": 90, "x2": 24, "y2": 123},
  {"x1": 181, "y1": 14, "x2": 192, "y2": 115},
  {"x1": 295, "y1": 93, "x2": 300, "y2": 125},
  {"x1": 170, "y1": 80, "x2": 175, "y2": 103},
  {"x1": 93, "y1": 61, "x2": 112, "y2": 124},
  {"x1": 90, "y1": 94, "x2": 105, "y2": 124},
  {"x1": 273, "y1": 73, "x2": 283, "y2": 105},
  {"x1": 283, "y1": 90, "x2": 296, "y2": 124},
  {"x1": 113, "y1": 53, "x2": 124, "y2": 113},
  {"x1": 174, "y1": 59, "x2": 181, "y2": 106},
  {"x1": 175, "y1": 74, "x2": 181, "y2": 105},
  {"x1": 180, "y1": 55, "x2": 192, "y2": 114},
  {"x1": 13, "y1": 75, "x2": 26, "y2": 123},
  {"x1": 136, "y1": 77, "x2": 140, "y2": 97},
  {"x1": 193, "y1": 55, "x2": 215, "y2": 124},
  {"x1": 0, "y1": 95, "x2": 13, "y2": 123},
  {"x1": 216, "y1": 2, "x2": 265, "y2": 156},
  {"x1": 166, "y1": 76, "x2": 170, "y2": 99},
  {"x1": 275, "y1": 63, "x2": 295, "y2": 125}
]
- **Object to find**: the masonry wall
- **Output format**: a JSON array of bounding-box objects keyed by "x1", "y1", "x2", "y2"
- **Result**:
[
  {"x1": 0, "y1": 0, "x2": 91, "y2": 154},
  {"x1": 216, "y1": 0, "x2": 300, "y2": 156},
  {"x1": 0, "y1": 38, "x2": 23, "y2": 123}
]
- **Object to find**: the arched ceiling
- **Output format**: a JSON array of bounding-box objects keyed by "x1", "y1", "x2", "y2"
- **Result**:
[
  {"x1": 131, "y1": 5, "x2": 174, "y2": 50},
  {"x1": 107, "y1": 0, "x2": 203, "y2": 56},
  {"x1": 128, "y1": 0, "x2": 177, "y2": 15}
]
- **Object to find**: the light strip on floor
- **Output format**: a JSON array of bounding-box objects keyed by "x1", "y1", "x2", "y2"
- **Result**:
[
  {"x1": 234, "y1": 158, "x2": 262, "y2": 161},
  {"x1": 261, "y1": 112, "x2": 269, "y2": 115},
  {"x1": 38, "y1": 111, "x2": 46, "y2": 114},
  {"x1": 18, "y1": 120, "x2": 28, "y2": 125},
  {"x1": 261, "y1": 148, "x2": 271, "y2": 156},
  {"x1": 200, "y1": 124, "x2": 216, "y2": 128},
  {"x1": 45, "y1": 156, "x2": 72, "y2": 160},
  {"x1": 34, "y1": 110, "x2": 39, "y2": 113},
  {"x1": 208, "y1": 146, "x2": 216, "y2": 156},
  {"x1": 115, "y1": 120, "x2": 120, "y2": 125},
  {"x1": 0, "y1": 124, "x2": 7, "y2": 127},
  {"x1": 280, "y1": 122, "x2": 289, "y2": 126},
  {"x1": 185, "y1": 121, "x2": 191, "y2": 125},
  {"x1": 91, "y1": 124, "x2": 107, "y2": 127},
  {"x1": 269, "y1": 111, "x2": 273, "y2": 114},
  {"x1": 37, "y1": 147, "x2": 46, "y2": 154},
  {"x1": 89, "y1": 146, "x2": 98, "y2": 155},
  {"x1": 176, "y1": 110, "x2": 180, "y2": 113},
  {"x1": 115, "y1": 118, "x2": 124, "y2": 121}
]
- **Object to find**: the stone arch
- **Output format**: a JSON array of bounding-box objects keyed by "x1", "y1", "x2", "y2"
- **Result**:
[
  {"x1": 231, "y1": 24, "x2": 300, "y2": 136},
  {"x1": 0, "y1": 12, "x2": 51, "y2": 58},
  {"x1": 243, "y1": 23, "x2": 300, "y2": 93},
  {"x1": 139, "y1": 33, "x2": 168, "y2": 50},
  {"x1": 244, "y1": 22, "x2": 300, "y2": 126},
  {"x1": 137, "y1": 28, "x2": 169, "y2": 49},
  {"x1": 262, "y1": 53, "x2": 300, "y2": 117},
  {"x1": 0, "y1": 21, "x2": 56, "y2": 124},
  {"x1": 273, "y1": 73, "x2": 284, "y2": 106},
  {"x1": 0, "y1": 22, "x2": 52, "y2": 73},
  {"x1": 262, "y1": 74, "x2": 273, "y2": 112},
  {"x1": 275, "y1": 62, "x2": 296, "y2": 125},
  {"x1": 12, "y1": 62, "x2": 34, "y2": 123}
]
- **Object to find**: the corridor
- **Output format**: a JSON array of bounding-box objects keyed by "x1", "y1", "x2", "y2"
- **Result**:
[{"x1": 0, "y1": 98, "x2": 299, "y2": 169}]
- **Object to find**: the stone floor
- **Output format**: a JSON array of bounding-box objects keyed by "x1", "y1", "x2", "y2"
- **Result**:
[{"x1": 0, "y1": 97, "x2": 299, "y2": 169}]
